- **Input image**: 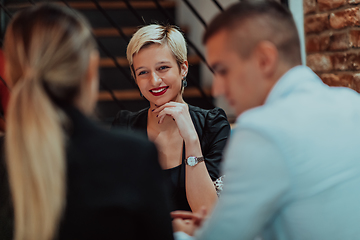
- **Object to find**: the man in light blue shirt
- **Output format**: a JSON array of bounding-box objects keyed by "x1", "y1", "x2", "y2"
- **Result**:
[{"x1": 173, "y1": 0, "x2": 360, "y2": 239}]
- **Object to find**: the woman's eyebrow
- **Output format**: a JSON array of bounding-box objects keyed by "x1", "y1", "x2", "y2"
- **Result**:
[
  {"x1": 156, "y1": 61, "x2": 171, "y2": 65},
  {"x1": 135, "y1": 66, "x2": 146, "y2": 72}
]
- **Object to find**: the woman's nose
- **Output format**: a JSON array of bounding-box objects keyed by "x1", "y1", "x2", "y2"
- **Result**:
[{"x1": 150, "y1": 72, "x2": 162, "y2": 86}]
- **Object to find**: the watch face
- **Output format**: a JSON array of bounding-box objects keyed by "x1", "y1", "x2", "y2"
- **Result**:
[{"x1": 187, "y1": 157, "x2": 197, "y2": 166}]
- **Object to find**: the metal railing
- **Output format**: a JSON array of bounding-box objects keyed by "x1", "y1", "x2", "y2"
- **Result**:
[{"x1": 0, "y1": 0, "x2": 290, "y2": 113}]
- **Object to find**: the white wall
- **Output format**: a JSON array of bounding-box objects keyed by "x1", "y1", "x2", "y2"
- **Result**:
[
  {"x1": 289, "y1": 0, "x2": 306, "y2": 65},
  {"x1": 176, "y1": 0, "x2": 238, "y2": 116},
  {"x1": 176, "y1": 0, "x2": 305, "y2": 117}
]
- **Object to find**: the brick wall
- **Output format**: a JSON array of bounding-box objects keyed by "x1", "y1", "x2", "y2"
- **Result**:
[{"x1": 304, "y1": 0, "x2": 360, "y2": 92}]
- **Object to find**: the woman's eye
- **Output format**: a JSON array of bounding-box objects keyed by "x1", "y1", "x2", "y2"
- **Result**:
[
  {"x1": 138, "y1": 71, "x2": 147, "y2": 76},
  {"x1": 159, "y1": 66, "x2": 169, "y2": 70}
]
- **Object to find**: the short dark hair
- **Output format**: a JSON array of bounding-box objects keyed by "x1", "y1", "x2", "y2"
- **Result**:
[{"x1": 203, "y1": 0, "x2": 301, "y2": 65}]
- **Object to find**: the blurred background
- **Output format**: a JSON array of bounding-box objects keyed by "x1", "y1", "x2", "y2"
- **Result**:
[{"x1": 0, "y1": 0, "x2": 303, "y2": 126}]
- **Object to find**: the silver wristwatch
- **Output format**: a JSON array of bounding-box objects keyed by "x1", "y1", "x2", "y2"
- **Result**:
[{"x1": 185, "y1": 156, "x2": 205, "y2": 166}]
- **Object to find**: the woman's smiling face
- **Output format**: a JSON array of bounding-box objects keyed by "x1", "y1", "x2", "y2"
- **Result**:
[{"x1": 133, "y1": 43, "x2": 188, "y2": 107}]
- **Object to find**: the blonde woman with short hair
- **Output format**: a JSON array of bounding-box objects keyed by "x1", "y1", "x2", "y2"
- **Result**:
[
  {"x1": 4, "y1": 5, "x2": 173, "y2": 240},
  {"x1": 112, "y1": 24, "x2": 231, "y2": 213}
]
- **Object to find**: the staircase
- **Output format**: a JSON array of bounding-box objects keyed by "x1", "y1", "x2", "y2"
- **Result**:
[{"x1": 1, "y1": 0, "x2": 214, "y2": 125}]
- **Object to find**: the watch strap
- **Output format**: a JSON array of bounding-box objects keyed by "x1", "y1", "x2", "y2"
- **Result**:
[
  {"x1": 196, "y1": 156, "x2": 204, "y2": 164},
  {"x1": 186, "y1": 156, "x2": 204, "y2": 166}
]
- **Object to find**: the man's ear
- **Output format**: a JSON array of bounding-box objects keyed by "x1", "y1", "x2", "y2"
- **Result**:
[{"x1": 254, "y1": 41, "x2": 278, "y2": 78}]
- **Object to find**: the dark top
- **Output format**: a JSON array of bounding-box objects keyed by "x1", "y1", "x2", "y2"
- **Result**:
[
  {"x1": 0, "y1": 107, "x2": 174, "y2": 240},
  {"x1": 112, "y1": 105, "x2": 231, "y2": 211},
  {"x1": 59, "y1": 106, "x2": 173, "y2": 239},
  {"x1": 0, "y1": 136, "x2": 13, "y2": 240}
]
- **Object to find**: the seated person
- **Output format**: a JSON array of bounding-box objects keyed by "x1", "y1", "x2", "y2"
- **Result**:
[
  {"x1": 112, "y1": 24, "x2": 231, "y2": 212},
  {"x1": 3, "y1": 4, "x2": 173, "y2": 240}
]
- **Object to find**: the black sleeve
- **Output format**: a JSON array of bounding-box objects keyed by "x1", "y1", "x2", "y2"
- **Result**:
[
  {"x1": 202, "y1": 108, "x2": 231, "y2": 181},
  {"x1": 136, "y1": 141, "x2": 174, "y2": 240}
]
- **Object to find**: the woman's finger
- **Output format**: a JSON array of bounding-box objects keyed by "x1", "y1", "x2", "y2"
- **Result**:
[
  {"x1": 157, "y1": 107, "x2": 177, "y2": 120},
  {"x1": 152, "y1": 103, "x2": 172, "y2": 113},
  {"x1": 158, "y1": 114, "x2": 166, "y2": 124},
  {"x1": 152, "y1": 101, "x2": 184, "y2": 113},
  {"x1": 171, "y1": 211, "x2": 195, "y2": 220}
]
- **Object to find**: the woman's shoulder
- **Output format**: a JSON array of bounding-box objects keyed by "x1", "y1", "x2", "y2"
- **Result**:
[{"x1": 188, "y1": 105, "x2": 229, "y2": 125}]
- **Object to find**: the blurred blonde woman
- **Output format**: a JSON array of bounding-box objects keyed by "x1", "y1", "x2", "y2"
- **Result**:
[
  {"x1": 112, "y1": 24, "x2": 231, "y2": 212},
  {"x1": 4, "y1": 4, "x2": 173, "y2": 240}
]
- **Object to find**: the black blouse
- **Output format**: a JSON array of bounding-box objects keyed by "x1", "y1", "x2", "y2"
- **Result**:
[{"x1": 112, "y1": 105, "x2": 231, "y2": 211}]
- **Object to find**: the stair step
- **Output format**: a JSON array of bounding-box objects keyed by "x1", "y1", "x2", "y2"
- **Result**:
[
  {"x1": 98, "y1": 86, "x2": 212, "y2": 101},
  {"x1": 93, "y1": 26, "x2": 189, "y2": 37},
  {"x1": 5, "y1": 1, "x2": 176, "y2": 29},
  {"x1": 100, "y1": 55, "x2": 201, "y2": 68},
  {"x1": 6, "y1": 1, "x2": 176, "y2": 10}
]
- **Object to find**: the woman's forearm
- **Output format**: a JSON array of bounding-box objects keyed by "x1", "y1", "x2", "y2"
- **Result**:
[{"x1": 184, "y1": 137, "x2": 218, "y2": 213}]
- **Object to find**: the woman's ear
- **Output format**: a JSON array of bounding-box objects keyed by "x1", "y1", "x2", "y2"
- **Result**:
[
  {"x1": 181, "y1": 60, "x2": 188, "y2": 78},
  {"x1": 86, "y1": 50, "x2": 100, "y2": 85}
]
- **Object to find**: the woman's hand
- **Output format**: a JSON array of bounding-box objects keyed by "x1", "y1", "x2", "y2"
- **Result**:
[
  {"x1": 153, "y1": 102, "x2": 198, "y2": 143},
  {"x1": 171, "y1": 207, "x2": 207, "y2": 236}
]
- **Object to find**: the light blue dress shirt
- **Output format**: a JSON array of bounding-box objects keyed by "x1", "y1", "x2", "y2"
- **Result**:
[{"x1": 176, "y1": 66, "x2": 360, "y2": 240}]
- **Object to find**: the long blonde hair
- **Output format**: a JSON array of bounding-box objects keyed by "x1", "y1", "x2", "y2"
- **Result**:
[{"x1": 4, "y1": 4, "x2": 96, "y2": 240}]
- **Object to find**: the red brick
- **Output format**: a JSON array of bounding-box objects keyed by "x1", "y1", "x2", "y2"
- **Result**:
[
  {"x1": 305, "y1": 14, "x2": 330, "y2": 33},
  {"x1": 330, "y1": 7, "x2": 360, "y2": 30},
  {"x1": 306, "y1": 36, "x2": 320, "y2": 53},
  {"x1": 331, "y1": 52, "x2": 360, "y2": 70},
  {"x1": 307, "y1": 54, "x2": 333, "y2": 72},
  {"x1": 319, "y1": 34, "x2": 331, "y2": 51},
  {"x1": 320, "y1": 73, "x2": 354, "y2": 88},
  {"x1": 348, "y1": 0, "x2": 360, "y2": 4},
  {"x1": 320, "y1": 73, "x2": 338, "y2": 86},
  {"x1": 318, "y1": 0, "x2": 346, "y2": 11},
  {"x1": 352, "y1": 73, "x2": 360, "y2": 92},
  {"x1": 331, "y1": 53, "x2": 348, "y2": 70},
  {"x1": 304, "y1": 0, "x2": 317, "y2": 14},
  {"x1": 349, "y1": 29, "x2": 360, "y2": 47},
  {"x1": 329, "y1": 32, "x2": 350, "y2": 50},
  {"x1": 345, "y1": 53, "x2": 360, "y2": 70},
  {"x1": 306, "y1": 33, "x2": 348, "y2": 53}
]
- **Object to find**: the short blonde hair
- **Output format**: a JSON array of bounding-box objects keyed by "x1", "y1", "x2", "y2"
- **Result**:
[{"x1": 126, "y1": 24, "x2": 187, "y2": 78}]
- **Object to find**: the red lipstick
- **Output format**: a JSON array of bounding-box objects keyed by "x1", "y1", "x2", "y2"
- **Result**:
[{"x1": 149, "y1": 86, "x2": 169, "y2": 96}]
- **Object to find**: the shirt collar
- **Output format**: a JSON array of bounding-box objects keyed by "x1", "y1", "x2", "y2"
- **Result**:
[
  {"x1": 265, "y1": 65, "x2": 321, "y2": 105},
  {"x1": 235, "y1": 65, "x2": 321, "y2": 124}
]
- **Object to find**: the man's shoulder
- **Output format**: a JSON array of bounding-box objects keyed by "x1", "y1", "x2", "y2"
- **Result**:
[
  {"x1": 237, "y1": 82, "x2": 360, "y2": 142},
  {"x1": 188, "y1": 104, "x2": 228, "y2": 121}
]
